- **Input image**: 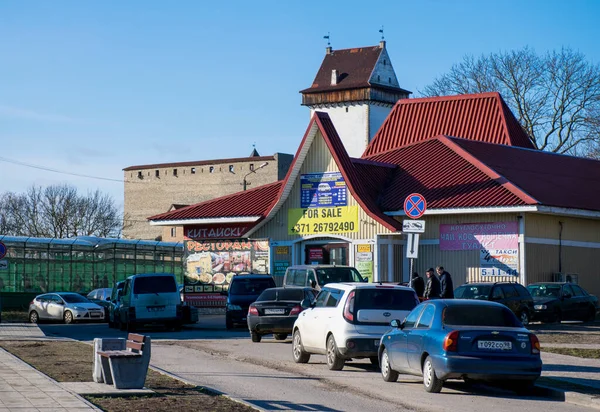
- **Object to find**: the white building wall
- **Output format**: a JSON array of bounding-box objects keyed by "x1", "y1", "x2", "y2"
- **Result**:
[
  {"x1": 369, "y1": 104, "x2": 393, "y2": 144},
  {"x1": 310, "y1": 104, "x2": 369, "y2": 158}
]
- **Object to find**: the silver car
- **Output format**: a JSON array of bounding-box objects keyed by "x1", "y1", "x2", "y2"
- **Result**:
[{"x1": 29, "y1": 292, "x2": 105, "y2": 324}]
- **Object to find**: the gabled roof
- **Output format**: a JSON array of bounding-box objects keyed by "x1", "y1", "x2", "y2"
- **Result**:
[
  {"x1": 148, "y1": 181, "x2": 282, "y2": 222},
  {"x1": 363, "y1": 92, "x2": 535, "y2": 157}
]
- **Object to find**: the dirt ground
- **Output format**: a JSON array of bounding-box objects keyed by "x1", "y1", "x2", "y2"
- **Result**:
[
  {"x1": 530, "y1": 322, "x2": 600, "y2": 344},
  {"x1": 542, "y1": 347, "x2": 600, "y2": 359},
  {"x1": 0, "y1": 310, "x2": 29, "y2": 323},
  {"x1": 0, "y1": 340, "x2": 254, "y2": 412}
]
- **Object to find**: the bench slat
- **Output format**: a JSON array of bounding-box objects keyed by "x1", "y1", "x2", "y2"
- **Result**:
[
  {"x1": 126, "y1": 341, "x2": 144, "y2": 351},
  {"x1": 98, "y1": 350, "x2": 142, "y2": 359},
  {"x1": 127, "y1": 333, "x2": 145, "y2": 343}
]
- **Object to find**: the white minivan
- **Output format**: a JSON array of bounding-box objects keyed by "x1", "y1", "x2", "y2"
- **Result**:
[{"x1": 118, "y1": 273, "x2": 182, "y2": 332}]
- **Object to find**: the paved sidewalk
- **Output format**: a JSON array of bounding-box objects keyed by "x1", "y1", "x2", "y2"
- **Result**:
[
  {"x1": 0, "y1": 348, "x2": 99, "y2": 411},
  {"x1": 542, "y1": 351, "x2": 600, "y2": 390}
]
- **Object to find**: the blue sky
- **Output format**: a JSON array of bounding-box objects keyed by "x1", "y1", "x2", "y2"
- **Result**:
[{"x1": 1, "y1": 0, "x2": 599, "y2": 208}]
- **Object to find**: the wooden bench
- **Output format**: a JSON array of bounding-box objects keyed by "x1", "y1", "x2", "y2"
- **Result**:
[{"x1": 98, "y1": 333, "x2": 151, "y2": 389}]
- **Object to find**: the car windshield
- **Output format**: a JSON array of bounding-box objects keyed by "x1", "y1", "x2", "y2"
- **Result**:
[
  {"x1": 133, "y1": 276, "x2": 177, "y2": 294},
  {"x1": 454, "y1": 285, "x2": 492, "y2": 299},
  {"x1": 527, "y1": 284, "x2": 562, "y2": 298},
  {"x1": 230, "y1": 279, "x2": 274, "y2": 296},
  {"x1": 444, "y1": 305, "x2": 520, "y2": 327},
  {"x1": 257, "y1": 288, "x2": 304, "y2": 302},
  {"x1": 61, "y1": 294, "x2": 89, "y2": 304},
  {"x1": 315, "y1": 267, "x2": 364, "y2": 286},
  {"x1": 355, "y1": 289, "x2": 417, "y2": 311}
]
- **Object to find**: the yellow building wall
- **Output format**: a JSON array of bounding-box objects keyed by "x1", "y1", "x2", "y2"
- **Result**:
[{"x1": 525, "y1": 213, "x2": 600, "y2": 243}]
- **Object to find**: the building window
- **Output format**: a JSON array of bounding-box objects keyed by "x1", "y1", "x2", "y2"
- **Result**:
[
  {"x1": 173, "y1": 168, "x2": 178, "y2": 177},
  {"x1": 383, "y1": 59, "x2": 387, "y2": 66},
  {"x1": 147, "y1": 172, "x2": 150, "y2": 176},
  {"x1": 209, "y1": 166, "x2": 214, "y2": 173},
  {"x1": 229, "y1": 165, "x2": 234, "y2": 173},
  {"x1": 155, "y1": 170, "x2": 160, "y2": 178},
  {"x1": 170, "y1": 227, "x2": 176, "y2": 237},
  {"x1": 388, "y1": 77, "x2": 391, "y2": 84},
  {"x1": 377, "y1": 75, "x2": 381, "y2": 82},
  {"x1": 345, "y1": 107, "x2": 349, "y2": 113},
  {"x1": 137, "y1": 171, "x2": 143, "y2": 179},
  {"x1": 249, "y1": 164, "x2": 254, "y2": 171},
  {"x1": 191, "y1": 167, "x2": 196, "y2": 174}
]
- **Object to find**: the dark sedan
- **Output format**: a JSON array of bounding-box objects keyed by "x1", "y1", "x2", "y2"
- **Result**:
[
  {"x1": 378, "y1": 300, "x2": 542, "y2": 393},
  {"x1": 527, "y1": 282, "x2": 599, "y2": 322},
  {"x1": 247, "y1": 287, "x2": 317, "y2": 342}
]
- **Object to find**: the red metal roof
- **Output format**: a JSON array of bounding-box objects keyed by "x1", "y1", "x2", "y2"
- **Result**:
[
  {"x1": 148, "y1": 181, "x2": 282, "y2": 221},
  {"x1": 451, "y1": 138, "x2": 600, "y2": 212},
  {"x1": 365, "y1": 137, "x2": 531, "y2": 211},
  {"x1": 363, "y1": 92, "x2": 535, "y2": 157}
]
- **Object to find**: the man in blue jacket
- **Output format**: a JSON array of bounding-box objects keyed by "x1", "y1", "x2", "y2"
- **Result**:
[{"x1": 437, "y1": 265, "x2": 454, "y2": 299}]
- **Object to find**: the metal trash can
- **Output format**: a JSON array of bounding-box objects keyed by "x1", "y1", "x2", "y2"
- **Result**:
[{"x1": 93, "y1": 338, "x2": 126, "y2": 383}]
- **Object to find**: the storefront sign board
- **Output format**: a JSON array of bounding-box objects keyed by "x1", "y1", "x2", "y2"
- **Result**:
[
  {"x1": 355, "y1": 246, "x2": 373, "y2": 283},
  {"x1": 185, "y1": 224, "x2": 252, "y2": 240},
  {"x1": 288, "y1": 206, "x2": 359, "y2": 235},
  {"x1": 300, "y1": 172, "x2": 347, "y2": 208},
  {"x1": 274, "y1": 261, "x2": 290, "y2": 276},
  {"x1": 275, "y1": 246, "x2": 290, "y2": 255}
]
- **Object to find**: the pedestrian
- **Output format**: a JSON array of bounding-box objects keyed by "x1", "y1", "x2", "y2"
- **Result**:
[
  {"x1": 437, "y1": 266, "x2": 454, "y2": 299},
  {"x1": 408, "y1": 272, "x2": 425, "y2": 298},
  {"x1": 423, "y1": 268, "x2": 441, "y2": 300}
]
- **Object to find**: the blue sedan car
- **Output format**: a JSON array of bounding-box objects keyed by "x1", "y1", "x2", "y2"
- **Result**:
[{"x1": 378, "y1": 300, "x2": 542, "y2": 393}]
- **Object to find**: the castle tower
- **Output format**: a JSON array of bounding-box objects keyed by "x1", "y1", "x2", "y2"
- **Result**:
[{"x1": 300, "y1": 41, "x2": 411, "y2": 157}]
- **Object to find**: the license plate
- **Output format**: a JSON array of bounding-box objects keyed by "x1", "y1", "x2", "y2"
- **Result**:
[
  {"x1": 90, "y1": 312, "x2": 101, "y2": 317},
  {"x1": 478, "y1": 340, "x2": 512, "y2": 350},
  {"x1": 264, "y1": 309, "x2": 285, "y2": 315},
  {"x1": 147, "y1": 306, "x2": 165, "y2": 312}
]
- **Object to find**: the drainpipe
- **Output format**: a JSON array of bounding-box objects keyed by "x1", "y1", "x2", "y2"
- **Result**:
[{"x1": 558, "y1": 221, "x2": 563, "y2": 273}]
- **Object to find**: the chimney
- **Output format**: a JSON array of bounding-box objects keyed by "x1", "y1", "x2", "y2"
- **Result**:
[
  {"x1": 331, "y1": 69, "x2": 338, "y2": 86},
  {"x1": 379, "y1": 40, "x2": 386, "y2": 49},
  {"x1": 326, "y1": 46, "x2": 332, "y2": 55}
]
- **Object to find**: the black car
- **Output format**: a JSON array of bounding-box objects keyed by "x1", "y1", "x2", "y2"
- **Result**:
[
  {"x1": 454, "y1": 282, "x2": 534, "y2": 325},
  {"x1": 247, "y1": 287, "x2": 317, "y2": 342},
  {"x1": 225, "y1": 274, "x2": 276, "y2": 329},
  {"x1": 527, "y1": 282, "x2": 599, "y2": 323}
]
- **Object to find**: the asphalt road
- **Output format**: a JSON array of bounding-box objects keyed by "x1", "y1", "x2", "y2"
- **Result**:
[{"x1": 23, "y1": 317, "x2": 596, "y2": 412}]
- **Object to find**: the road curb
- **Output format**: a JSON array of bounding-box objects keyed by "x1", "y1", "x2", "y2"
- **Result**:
[
  {"x1": 536, "y1": 384, "x2": 600, "y2": 410},
  {"x1": 149, "y1": 364, "x2": 263, "y2": 412}
]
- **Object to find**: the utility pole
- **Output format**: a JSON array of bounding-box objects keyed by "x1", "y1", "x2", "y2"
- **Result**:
[{"x1": 242, "y1": 162, "x2": 269, "y2": 191}]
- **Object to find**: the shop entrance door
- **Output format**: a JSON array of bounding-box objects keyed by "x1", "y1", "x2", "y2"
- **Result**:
[{"x1": 304, "y1": 243, "x2": 348, "y2": 265}]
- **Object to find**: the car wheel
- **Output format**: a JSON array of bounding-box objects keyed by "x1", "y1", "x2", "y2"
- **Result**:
[
  {"x1": 292, "y1": 329, "x2": 311, "y2": 363},
  {"x1": 251, "y1": 331, "x2": 262, "y2": 343},
  {"x1": 29, "y1": 311, "x2": 39, "y2": 324},
  {"x1": 423, "y1": 356, "x2": 443, "y2": 393},
  {"x1": 63, "y1": 311, "x2": 74, "y2": 325},
  {"x1": 380, "y1": 348, "x2": 398, "y2": 382},
  {"x1": 519, "y1": 310, "x2": 530, "y2": 326},
  {"x1": 553, "y1": 309, "x2": 562, "y2": 323},
  {"x1": 225, "y1": 315, "x2": 234, "y2": 330},
  {"x1": 326, "y1": 335, "x2": 345, "y2": 371},
  {"x1": 370, "y1": 356, "x2": 380, "y2": 367},
  {"x1": 585, "y1": 306, "x2": 596, "y2": 322},
  {"x1": 274, "y1": 333, "x2": 288, "y2": 341}
]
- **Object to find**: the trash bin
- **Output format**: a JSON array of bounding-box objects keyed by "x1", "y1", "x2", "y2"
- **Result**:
[{"x1": 93, "y1": 338, "x2": 126, "y2": 383}]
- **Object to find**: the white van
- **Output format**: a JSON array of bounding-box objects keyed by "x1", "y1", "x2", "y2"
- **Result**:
[{"x1": 118, "y1": 273, "x2": 182, "y2": 332}]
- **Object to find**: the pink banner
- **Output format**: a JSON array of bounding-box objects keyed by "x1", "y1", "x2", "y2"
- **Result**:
[{"x1": 439, "y1": 222, "x2": 518, "y2": 251}]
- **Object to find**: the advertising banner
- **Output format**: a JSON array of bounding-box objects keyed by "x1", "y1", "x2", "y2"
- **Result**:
[
  {"x1": 300, "y1": 172, "x2": 347, "y2": 208},
  {"x1": 288, "y1": 206, "x2": 359, "y2": 235},
  {"x1": 185, "y1": 223, "x2": 254, "y2": 240},
  {"x1": 439, "y1": 222, "x2": 519, "y2": 277},
  {"x1": 183, "y1": 239, "x2": 270, "y2": 306},
  {"x1": 355, "y1": 244, "x2": 373, "y2": 282},
  {"x1": 273, "y1": 261, "x2": 290, "y2": 277}
]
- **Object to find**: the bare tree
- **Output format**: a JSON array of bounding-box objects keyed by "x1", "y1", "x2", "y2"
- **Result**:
[
  {"x1": 422, "y1": 47, "x2": 600, "y2": 155},
  {"x1": 0, "y1": 184, "x2": 122, "y2": 238}
]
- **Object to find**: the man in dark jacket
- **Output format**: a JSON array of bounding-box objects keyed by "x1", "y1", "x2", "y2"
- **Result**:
[
  {"x1": 423, "y1": 268, "x2": 441, "y2": 299},
  {"x1": 437, "y1": 265, "x2": 454, "y2": 299},
  {"x1": 408, "y1": 272, "x2": 425, "y2": 298}
]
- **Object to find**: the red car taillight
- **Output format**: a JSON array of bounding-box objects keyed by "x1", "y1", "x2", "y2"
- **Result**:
[
  {"x1": 529, "y1": 334, "x2": 541, "y2": 354},
  {"x1": 248, "y1": 306, "x2": 259, "y2": 316},
  {"x1": 343, "y1": 291, "x2": 355, "y2": 322},
  {"x1": 289, "y1": 305, "x2": 302, "y2": 316},
  {"x1": 443, "y1": 330, "x2": 459, "y2": 352}
]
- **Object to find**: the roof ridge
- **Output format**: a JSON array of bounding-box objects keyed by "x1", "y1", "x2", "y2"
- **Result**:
[
  {"x1": 363, "y1": 135, "x2": 444, "y2": 159},
  {"x1": 396, "y1": 92, "x2": 500, "y2": 105},
  {"x1": 351, "y1": 157, "x2": 397, "y2": 168}
]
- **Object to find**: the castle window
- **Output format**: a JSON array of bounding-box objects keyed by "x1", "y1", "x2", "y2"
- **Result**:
[
  {"x1": 377, "y1": 75, "x2": 381, "y2": 82},
  {"x1": 345, "y1": 107, "x2": 349, "y2": 113},
  {"x1": 209, "y1": 166, "x2": 214, "y2": 173},
  {"x1": 191, "y1": 167, "x2": 196, "y2": 174},
  {"x1": 147, "y1": 172, "x2": 150, "y2": 176},
  {"x1": 155, "y1": 170, "x2": 160, "y2": 178},
  {"x1": 170, "y1": 227, "x2": 176, "y2": 237},
  {"x1": 249, "y1": 164, "x2": 254, "y2": 171},
  {"x1": 137, "y1": 171, "x2": 143, "y2": 179},
  {"x1": 173, "y1": 168, "x2": 178, "y2": 177},
  {"x1": 388, "y1": 77, "x2": 391, "y2": 84},
  {"x1": 229, "y1": 165, "x2": 234, "y2": 173},
  {"x1": 383, "y1": 59, "x2": 387, "y2": 66}
]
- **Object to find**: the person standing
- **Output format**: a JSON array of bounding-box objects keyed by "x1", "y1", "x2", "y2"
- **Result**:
[
  {"x1": 437, "y1": 266, "x2": 454, "y2": 299},
  {"x1": 408, "y1": 272, "x2": 425, "y2": 298},
  {"x1": 423, "y1": 268, "x2": 441, "y2": 300}
]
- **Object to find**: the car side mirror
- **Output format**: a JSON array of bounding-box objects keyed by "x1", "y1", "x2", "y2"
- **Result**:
[
  {"x1": 361, "y1": 277, "x2": 369, "y2": 283},
  {"x1": 57, "y1": 301, "x2": 64, "y2": 305},
  {"x1": 390, "y1": 319, "x2": 402, "y2": 329},
  {"x1": 563, "y1": 293, "x2": 572, "y2": 299}
]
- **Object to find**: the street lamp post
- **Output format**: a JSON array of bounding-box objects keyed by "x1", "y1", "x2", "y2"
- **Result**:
[{"x1": 242, "y1": 162, "x2": 269, "y2": 191}]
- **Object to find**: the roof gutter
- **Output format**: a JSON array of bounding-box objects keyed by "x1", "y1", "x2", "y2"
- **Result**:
[
  {"x1": 149, "y1": 216, "x2": 262, "y2": 226},
  {"x1": 385, "y1": 205, "x2": 600, "y2": 219}
]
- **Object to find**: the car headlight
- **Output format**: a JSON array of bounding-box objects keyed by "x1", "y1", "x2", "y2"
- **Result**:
[
  {"x1": 72, "y1": 306, "x2": 85, "y2": 311},
  {"x1": 227, "y1": 304, "x2": 242, "y2": 311},
  {"x1": 534, "y1": 305, "x2": 547, "y2": 310}
]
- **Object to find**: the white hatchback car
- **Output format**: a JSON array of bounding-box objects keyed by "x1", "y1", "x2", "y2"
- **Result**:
[{"x1": 292, "y1": 283, "x2": 419, "y2": 370}]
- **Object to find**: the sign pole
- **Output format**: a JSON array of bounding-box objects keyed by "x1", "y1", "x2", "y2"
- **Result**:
[{"x1": 409, "y1": 258, "x2": 414, "y2": 284}]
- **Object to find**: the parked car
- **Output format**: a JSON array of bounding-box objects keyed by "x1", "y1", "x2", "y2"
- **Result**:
[
  {"x1": 87, "y1": 288, "x2": 113, "y2": 320},
  {"x1": 378, "y1": 300, "x2": 542, "y2": 393},
  {"x1": 454, "y1": 282, "x2": 534, "y2": 325},
  {"x1": 225, "y1": 274, "x2": 276, "y2": 329},
  {"x1": 292, "y1": 283, "x2": 419, "y2": 370},
  {"x1": 29, "y1": 292, "x2": 105, "y2": 324},
  {"x1": 118, "y1": 273, "x2": 183, "y2": 332},
  {"x1": 108, "y1": 281, "x2": 125, "y2": 329},
  {"x1": 283, "y1": 265, "x2": 366, "y2": 291},
  {"x1": 247, "y1": 286, "x2": 318, "y2": 342},
  {"x1": 527, "y1": 282, "x2": 599, "y2": 322}
]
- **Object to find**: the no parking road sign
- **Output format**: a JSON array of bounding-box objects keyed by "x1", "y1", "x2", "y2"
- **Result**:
[{"x1": 404, "y1": 193, "x2": 427, "y2": 219}]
